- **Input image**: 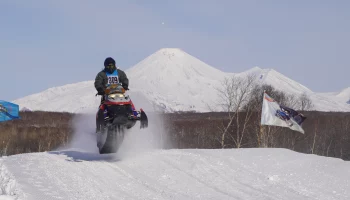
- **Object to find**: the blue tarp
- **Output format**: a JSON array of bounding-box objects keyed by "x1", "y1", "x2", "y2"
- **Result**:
[{"x1": 0, "y1": 100, "x2": 20, "y2": 122}]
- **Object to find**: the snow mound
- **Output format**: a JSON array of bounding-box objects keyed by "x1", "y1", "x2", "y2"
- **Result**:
[{"x1": 0, "y1": 159, "x2": 21, "y2": 200}]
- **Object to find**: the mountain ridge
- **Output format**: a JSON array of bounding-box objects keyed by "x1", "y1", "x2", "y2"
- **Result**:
[{"x1": 13, "y1": 48, "x2": 350, "y2": 113}]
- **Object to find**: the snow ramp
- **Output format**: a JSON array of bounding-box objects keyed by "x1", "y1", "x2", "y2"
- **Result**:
[{"x1": 0, "y1": 148, "x2": 349, "y2": 200}]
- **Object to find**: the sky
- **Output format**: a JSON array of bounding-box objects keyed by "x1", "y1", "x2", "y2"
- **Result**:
[{"x1": 1, "y1": 0, "x2": 349, "y2": 101}]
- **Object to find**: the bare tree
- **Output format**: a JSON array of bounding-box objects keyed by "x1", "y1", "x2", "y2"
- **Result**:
[
  {"x1": 298, "y1": 93, "x2": 314, "y2": 111},
  {"x1": 284, "y1": 95, "x2": 298, "y2": 109},
  {"x1": 311, "y1": 119, "x2": 319, "y2": 154},
  {"x1": 216, "y1": 73, "x2": 257, "y2": 148}
]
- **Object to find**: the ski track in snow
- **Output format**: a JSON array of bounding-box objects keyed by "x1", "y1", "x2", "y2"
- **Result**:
[{"x1": 0, "y1": 148, "x2": 349, "y2": 200}]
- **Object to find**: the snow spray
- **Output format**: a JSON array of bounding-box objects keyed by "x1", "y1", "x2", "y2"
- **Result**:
[
  {"x1": 116, "y1": 111, "x2": 172, "y2": 160},
  {"x1": 64, "y1": 108, "x2": 99, "y2": 153},
  {"x1": 58, "y1": 107, "x2": 172, "y2": 160}
]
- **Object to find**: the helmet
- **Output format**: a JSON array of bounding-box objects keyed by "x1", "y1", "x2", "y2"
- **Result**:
[
  {"x1": 104, "y1": 57, "x2": 115, "y2": 67},
  {"x1": 104, "y1": 57, "x2": 116, "y2": 73}
]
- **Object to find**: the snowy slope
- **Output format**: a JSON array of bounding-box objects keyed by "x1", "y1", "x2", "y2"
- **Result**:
[
  {"x1": 336, "y1": 87, "x2": 350, "y2": 104},
  {"x1": 12, "y1": 81, "x2": 101, "y2": 113},
  {"x1": 13, "y1": 48, "x2": 350, "y2": 113},
  {"x1": 1, "y1": 148, "x2": 350, "y2": 200},
  {"x1": 257, "y1": 68, "x2": 312, "y2": 95},
  {"x1": 12, "y1": 81, "x2": 155, "y2": 114},
  {"x1": 255, "y1": 69, "x2": 350, "y2": 111}
]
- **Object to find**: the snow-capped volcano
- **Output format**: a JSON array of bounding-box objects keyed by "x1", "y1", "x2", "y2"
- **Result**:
[
  {"x1": 126, "y1": 48, "x2": 227, "y2": 111},
  {"x1": 13, "y1": 48, "x2": 350, "y2": 113},
  {"x1": 127, "y1": 48, "x2": 226, "y2": 81}
]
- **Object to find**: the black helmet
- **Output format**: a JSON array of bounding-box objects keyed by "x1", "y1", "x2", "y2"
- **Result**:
[
  {"x1": 104, "y1": 57, "x2": 116, "y2": 67},
  {"x1": 104, "y1": 57, "x2": 116, "y2": 73}
]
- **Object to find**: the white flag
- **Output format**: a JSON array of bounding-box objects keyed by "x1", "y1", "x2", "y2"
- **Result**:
[{"x1": 261, "y1": 92, "x2": 305, "y2": 134}]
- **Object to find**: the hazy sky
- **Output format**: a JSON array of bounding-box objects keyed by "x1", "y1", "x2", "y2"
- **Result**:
[{"x1": 1, "y1": 0, "x2": 349, "y2": 101}]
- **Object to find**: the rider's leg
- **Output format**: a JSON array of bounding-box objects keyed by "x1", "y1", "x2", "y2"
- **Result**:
[{"x1": 96, "y1": 96, "x2": 106, "y2": 132}]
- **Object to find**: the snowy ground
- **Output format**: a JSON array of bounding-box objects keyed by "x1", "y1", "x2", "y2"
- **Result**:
[
  {"x1": 1, "y1": 113, "x2": 349, "y2": 200},
  {"x1": 0, "y1": 148, "x2": 349, "y2": 200}
]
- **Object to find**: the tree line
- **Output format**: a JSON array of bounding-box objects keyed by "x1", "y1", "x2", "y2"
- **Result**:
[{"x1": 0, "y1": 111, "x2": 73, "y2": 155}]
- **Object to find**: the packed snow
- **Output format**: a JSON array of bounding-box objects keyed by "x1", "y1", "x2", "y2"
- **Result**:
[
  {"x1": 1, "y1": 148, "x2": 349, "y2": 200},
  {"x1": 336, "y1": 87, "x2": 350, "y2": 104},
  {"x1": 13, "y1": 48, "x2": 350, "y2": 113},
  {"x1": 1, "y1": 110, "x2": 349, "y2": 200}
]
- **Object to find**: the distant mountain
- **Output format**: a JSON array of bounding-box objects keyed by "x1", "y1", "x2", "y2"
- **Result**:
[
  {"x1": 336, "y1": 87, "x2": 350, "y2": 104},
  {"x1": 13, "y1": 48, "x2": 350, "y2": 113},
  {"x1": 20, "y1": 107, "x2": 32, "y2": 112}
]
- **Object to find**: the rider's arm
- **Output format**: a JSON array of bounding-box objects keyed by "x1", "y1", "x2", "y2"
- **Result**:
[
  {"x1": 118, "y1": 69, "x2": 129, "y2": 88},
  {"x1": 94, "y1": 71, "x2": 106, "y2": 93}
]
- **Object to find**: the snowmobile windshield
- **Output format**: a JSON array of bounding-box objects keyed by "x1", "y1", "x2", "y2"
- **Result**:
[{"x1": 105, "y1": 84, "x2": 125, "y2": 94}]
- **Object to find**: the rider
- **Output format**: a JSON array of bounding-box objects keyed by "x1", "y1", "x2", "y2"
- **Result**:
[
  {"x1": 94, "y1": 57, "x2": 136, "y2": 132},
  {"x1": 95, "y1": 57, "x2": 129, "y2": 95}
]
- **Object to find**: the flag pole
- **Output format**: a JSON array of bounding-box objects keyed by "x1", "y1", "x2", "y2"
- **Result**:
[{"x1": 259, "y1": 90, "x2": 266, "y2": 147}]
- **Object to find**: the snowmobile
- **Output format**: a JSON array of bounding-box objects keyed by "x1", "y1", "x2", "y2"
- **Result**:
[{"x1": 96, "y1": 83, "x2": 148, "y2": 154}]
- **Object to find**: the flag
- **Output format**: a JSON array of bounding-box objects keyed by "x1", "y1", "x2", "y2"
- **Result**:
[
  {"x1": 0, "y1": 100, "x2": 20, "y2": 122},
  {"x1": 261, "y1": 92, "x2": 306, "y2": 134}
]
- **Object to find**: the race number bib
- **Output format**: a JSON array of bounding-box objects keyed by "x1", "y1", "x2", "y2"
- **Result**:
[
  {"x1": 106, "y1": 70, "x2": 119, "y2": 85},
  {"x1": 108, "y1": 76, "x2": 119, "y2": 84}
]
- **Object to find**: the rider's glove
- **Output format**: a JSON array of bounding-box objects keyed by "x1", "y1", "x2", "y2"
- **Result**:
[{"x1": 97, "y1": 89, "x2": 105, "y2": 95}]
